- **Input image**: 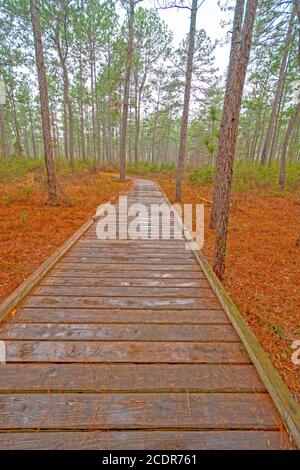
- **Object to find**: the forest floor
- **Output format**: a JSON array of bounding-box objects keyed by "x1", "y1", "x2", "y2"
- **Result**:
[
  {"x1": 150, "y1": 173, "x2": 300, "y2": 402},
  {"x1": 0, "y1": 168, "x2": 126, "y2": 303}
]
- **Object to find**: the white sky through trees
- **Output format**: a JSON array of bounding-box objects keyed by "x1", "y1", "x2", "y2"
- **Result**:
[{"x1": 151, "y1": 0, "x2": 233, "y2": 76}]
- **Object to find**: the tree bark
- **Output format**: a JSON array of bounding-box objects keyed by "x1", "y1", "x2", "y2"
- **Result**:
[
  {"x1": 260, "y1": 11, "x2": 294, "y2": 164},
  {"x1": 60, "y1": 57, "x2": 74, "y2": 165},
  {"x1": 0, "y1": 102, "x2": 8, "y2": 159},
  {"x1": 212, "y1": 0, "x2": 257, "y2": 279},
  {"x1": 119, "y1": 0, "x2": 135, "y2": 181},
  {"x1": 175, "y1": 0, "x2": 198, "y2": 202},
  {"x1": 210, "y1": 0, "x2": 245, "y2": 227},
  {"x1": 279, "y1": 99, "x2": 300, "y2": 187},
  {"x1": 30, "y1": 0, "x2": 58, "y2": 204}
]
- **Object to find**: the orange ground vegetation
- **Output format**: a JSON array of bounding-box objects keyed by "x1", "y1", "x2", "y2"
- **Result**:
[
  {"x1": 0, "y1": 171, "x2": 126, "y2": 303},
  {"x1": 154, "y1": 175, "x2": 300, "y2": 401}
]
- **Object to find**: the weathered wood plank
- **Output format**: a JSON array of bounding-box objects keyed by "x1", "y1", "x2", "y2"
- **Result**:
[
  {"x1": 52, "y1": 269, "x2": 205, "y2": 279},
  {"x1": 0, "y1": 430, "x2": 292, "y2": 450},
  {"x1": 4, "y1": 340, "x2": 250, "y2": 362},
  {"x1": 0, "y1": 364, "x2": 265, "y2": 392},
  {"x1": 10, "y1": 308, "x2": 228, "y2": 324},
  {"x1": 22, "y1": 295, "x2": 221, "y2": 309},
  {"x1": 0, "y1": 393, "x2": 280, "y2": 429},
  {"x1": 55, "y1": 263, "x2": 201, "y2": 271},
  {"x1": 63, "y1": 257, "x2": 199, "y2": 265},
  {"x1": 41, "y1": 277, "x2": 210, "y2": 288},
  {"x1": 70, "y1": 250, "x2": 195, "y2": 259},
  {"x1": 0, "y1": 323, "x2": 239, "y2": 342},
  {"x1": 33, "y1": 285, "x2": 216, "y2": 299}
]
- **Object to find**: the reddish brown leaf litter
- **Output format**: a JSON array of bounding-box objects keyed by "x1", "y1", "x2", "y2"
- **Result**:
[
  {"x1": 156, "y1": 176, "x2": 300, "y2": 402},
  {"x1": 0, "y1": 172, "x2": 126, "y2": 303}
]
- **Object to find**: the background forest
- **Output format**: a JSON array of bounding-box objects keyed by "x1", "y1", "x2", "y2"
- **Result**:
[{"x1": 0, "y1": 0, "x2": 299, "y2": 175}]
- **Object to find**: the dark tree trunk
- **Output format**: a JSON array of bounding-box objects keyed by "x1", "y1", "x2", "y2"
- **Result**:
[
  {"x1": 210, "y1": 0, "x2": 245, "y2": 227},
  {"x1": 30, "y1": 0, "x2": 58, "y2": 204},
  {"x1": 175, "y1": 0, "x2": 198, "y2": 202},
  {"x1": 212, "y1": 0, "x2": 257, "y2": 279}
]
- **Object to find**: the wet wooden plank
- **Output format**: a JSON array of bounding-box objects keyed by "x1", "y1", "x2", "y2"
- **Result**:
[
  {"x1": 23, "y1": 295, "x2": 221, "y2": 309},
  {"x1": 33, "y1": 285, "x2": 216, "y2": 299},
  {"x1": 0, "y1": 364, "x2": 265, "y2": 392},
  {"x1": 10, "y1": 308, "x2": 228, "y2": 324},
  {"x1": 0, "y1": 323, "x2": 239, "y2": 342},
  {"x1": 42, "y1": 277, "x2": 210, "y2": 288},
  {"x1": 0, "y1": 393, "x2": 280, "y2": 429},
  {"x1": 4, "y1": 341, "x2": 250, "y2": 363},
  {"x1": 0, "y1": 430, "x2": 292, "y2": 450}
]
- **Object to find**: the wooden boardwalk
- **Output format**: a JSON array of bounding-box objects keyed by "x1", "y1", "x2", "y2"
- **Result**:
[{"x1": 0, "y1": 179, "x2": 296, "y2": 449}]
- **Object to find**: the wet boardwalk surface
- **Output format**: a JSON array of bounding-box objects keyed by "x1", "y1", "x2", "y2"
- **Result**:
[{"x1": 0, "y1": 179, "x2": 294, "y2": 449}]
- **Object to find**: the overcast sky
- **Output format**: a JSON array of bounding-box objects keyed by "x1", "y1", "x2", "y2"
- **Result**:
[{"x1": 150, "y1": 0, "x2": 233, "y2": 76}]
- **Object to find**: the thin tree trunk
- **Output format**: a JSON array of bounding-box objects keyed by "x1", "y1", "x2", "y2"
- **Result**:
[
  {"x1": 28, "y1": 106, "x2": 38, "y2": 159},
  {"x1": 119, "y1": 0, "x2": 135, "y2": 181},
  {"x1": 212, "y1": 0, "x2": 257, "y2": 279},
  {"x1": 63, "y1": 101, "x2": 69, "y2": 160},
  {"x1": 268, "y1": 85, "x2": 287, "y2": 165},
  {"x1": 0, "y1": 102, "x2": 8, "y2": 159},
  {"x1": 30, "y1": 0, "x2": 57, "y2": 203},
  {"x1": 279, "y1": 99, "x2": 300, "y2": 187},
  {"x1": 175, "y1": 0, "x2": 198, "y2": 202},
  {"x1": 260, "y1": 11, "x2": 294, "y2": 164},
  {"x1": 61, "y1": 60, "x2": 74, "y2": 165},
  {"x1": 79, "y1": 46, "x2": 85, "y2": 160},
  {"x1": 210, "y1": 0, "x2": 245, "y2": 227}
]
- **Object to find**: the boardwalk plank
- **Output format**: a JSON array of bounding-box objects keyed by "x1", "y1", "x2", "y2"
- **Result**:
[
  {"x1": 41, "y1": 277, "x2": 210, "y2": 288},
  {"x1": 0, "y1": 323, "x2": 239, "y2": 342},
  {"x1": 10, "y1": 308, "x2": 228, "y2": 324},
  {"x1": 0, "y1": 364, "x2": 265, "y2": 392},
  {"x1": 23, "y1": 295, "x2": 221, "y2": 309},
  {"x1": 0, "y1": 430, "x2": 292, "y2": 450},
  {"x1": 4, "y1": 340, "x2": 250, "y2": 362},
  {"x1": 33, "y1": 285, "x2": 216, "y2": 299},
  {"x1": 0, "y1": 393, "x2": 280, "y2": 429}
]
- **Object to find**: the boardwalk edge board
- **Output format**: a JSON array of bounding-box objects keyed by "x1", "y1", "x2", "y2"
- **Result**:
[
  {"x1": 0, "y1": 179, "x2": 132, "y2": 323},
  {"x1": 156, "y1": 181, "x2": 300, "y2": 449}
]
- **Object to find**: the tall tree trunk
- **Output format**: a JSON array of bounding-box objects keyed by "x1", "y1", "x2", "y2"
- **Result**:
[
  {"x1": 9, "y1": 88, "x2": 23, "y2": 156},
  {"x1": 79, "y1": 46, "x2": 85, "y2": 160},
  {"x1": 279, "y1": 99, "x2": 300, "y2": 187},
  {"x1": 175, "y1": 0, "x2": 198, "y2": 202},
  {"x1": 63, "y1": 101, "x2": 69, "y2": 160},
  {"x1": 61, "y1": 60, "x2": 74, "y2": 165},
  {"x1": 268, "y1": 86, "x2": 287, "y2": 165},
  {"x1": 260, "y1": 11, "x2": 294, "y2": 164},
  {"x1": 30, "y1": 0, "x2": 57, "y2": 203},
  {"x1": 90, "y1": 44, "x2": 97, "y2": 164},
  {"x1": 119, "y1": 0, "x2": 135, "y2": 181},
  {"x1": 28, "y1": 106, "x2": 38, "y2": 159},
  {"x1": 212, "y1": 0, "x2": 257, "y2": 279},
  {"x1": 210, "y1": 0, "x2": 245, "y2": 227},
  {"x1": 0, "y1": 102, "x2": 8, "y2": 159}
]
